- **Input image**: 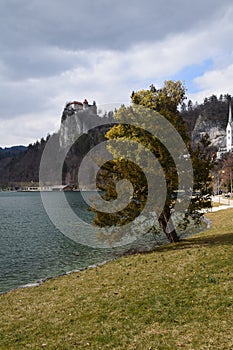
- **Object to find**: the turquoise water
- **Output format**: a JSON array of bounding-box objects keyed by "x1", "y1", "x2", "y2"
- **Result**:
[{"x1": 0, "y1": 192, "x2": 119, "y2": 293}]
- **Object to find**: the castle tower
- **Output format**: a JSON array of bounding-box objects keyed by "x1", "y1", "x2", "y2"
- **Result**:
[
  {"x1": 83, "y1": 99, "x2": 89, "y2": 109},
  {"x1": 226, "y1": 102, "x2": 233, "y2": 152}
]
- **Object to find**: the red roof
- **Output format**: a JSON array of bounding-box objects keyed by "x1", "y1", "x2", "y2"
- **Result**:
[{"x1": 66, "y1": 101, "x2": 83, "y2": 107}]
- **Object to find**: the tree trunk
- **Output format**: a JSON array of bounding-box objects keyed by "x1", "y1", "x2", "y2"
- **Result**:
[{"x1": 159, "y1": 208, "x2": 180, "y2": 243}]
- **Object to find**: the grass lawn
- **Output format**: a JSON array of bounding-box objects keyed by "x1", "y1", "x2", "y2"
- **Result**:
[{"x1": 0, "y1": 209, "x2": 233, "y2": 349}]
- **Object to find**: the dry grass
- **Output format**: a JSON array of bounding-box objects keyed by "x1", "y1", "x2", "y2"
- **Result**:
[{"x1": 0, "y1": 209, "x2": 233, "y2": 349}]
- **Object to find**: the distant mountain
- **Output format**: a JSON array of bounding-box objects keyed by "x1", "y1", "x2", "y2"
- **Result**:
[{"x1": 0, "y1": 146, "x2": 27, "y2": 160}]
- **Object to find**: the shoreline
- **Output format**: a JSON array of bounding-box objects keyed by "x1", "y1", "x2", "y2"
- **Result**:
[
  {"x1": 0, "y1": 258, "x2": 115, "y2": 296},
  {"x1": 0, "y1": 217, "x2": 209, "y2": 296},
  {"x1": 0, "y1": 206, "x2": 220, "y2": 296}
]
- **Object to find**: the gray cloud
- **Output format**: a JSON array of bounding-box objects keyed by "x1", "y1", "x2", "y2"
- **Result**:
[
  {"x1": 1, "y1": 0, "x2": 231, "y2": 52},
  {"x1": 0, "y1": 0, "x2": 233, "y2": 146},
  {"x1": 1, "y1": 47, "x2": 91, "y2": 80},
  {"x1": 0, "y1": 0, "x2": 231, "y2": 82}
]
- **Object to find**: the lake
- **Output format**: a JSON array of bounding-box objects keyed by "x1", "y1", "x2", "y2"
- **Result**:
[{"x1": 0, "y1": 191, "x2": 166, "y2": 294}]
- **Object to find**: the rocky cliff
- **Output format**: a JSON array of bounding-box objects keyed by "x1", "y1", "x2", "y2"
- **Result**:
[
  {"x1": 192, "y1": 113, "x2": 226, "y2": 148},
  {"x1": 59, "y1": 100, "x2": 115, "y2": 149},
  {"x1": 182, "y1": 96, "x2": 230, "y2": 149},
  {"x1": 59, "y1": 101, "x2": 115, "y2": 185}
]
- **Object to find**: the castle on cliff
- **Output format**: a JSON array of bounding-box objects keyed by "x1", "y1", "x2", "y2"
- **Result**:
[
  {"x1": 62, "y1": 99, "x2": 97, "y2": 119},
  {"x1": 217, "y1": 103, "x2": 233, "y2": 159}
]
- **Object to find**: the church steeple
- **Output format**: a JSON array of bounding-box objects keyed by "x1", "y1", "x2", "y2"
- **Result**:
[
  {"x1": 226, "y1": 101, "x2": 232, "y2": 152},
  {"x1": 228, "y1": 102, "x2": 232, "y2": 124}
]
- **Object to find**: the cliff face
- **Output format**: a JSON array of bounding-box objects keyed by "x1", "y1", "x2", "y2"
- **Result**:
[
  {"x1": 58, "y1": 102, "x2": 116, "y2": 185},
  {"x1": 59, "y1": 101, "x2": 115, "y2": 149},
  {"x1": 60, "y1": 105, "x2": 97, "y2": 148},
  {"x1": 192, "y1": 113, "x2": 226, "y2": 148},
  {"x1": 182, "y1": 98, "x2": 229, "y2": 149}
]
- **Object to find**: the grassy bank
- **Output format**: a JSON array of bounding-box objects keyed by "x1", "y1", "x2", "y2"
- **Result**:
[{"x1": 1, "y1": 209, "x2": 233, "y2": 350}]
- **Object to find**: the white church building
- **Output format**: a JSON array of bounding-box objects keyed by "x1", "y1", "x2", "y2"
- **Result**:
[{"x1": 217, "y1": 103, "x2": 233, "y2": 158}]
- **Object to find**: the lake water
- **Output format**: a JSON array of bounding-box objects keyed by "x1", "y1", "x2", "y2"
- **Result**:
[
  {"x1": 0, "y1": 191, "x2": 205, "y2": 294},
  {"x1": 0, "y1": 191, "x2": 166, "y2": 294},
  {"x1": 0, "y1": 192, "x2": 116, "y2": 293}
]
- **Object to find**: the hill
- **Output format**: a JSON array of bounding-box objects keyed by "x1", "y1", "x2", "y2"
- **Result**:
[
  {"x1": 0, "y1": 140, "x2": 46, "y2": 187},
  {"x1": 0, "y1": 146, "x2": 27, "y2": 159},
  {"x1": 0, "y1": 208, "x2": 233, "y2": 349},
  {"x1": 0, "y1": 94, "x2": 231, "y2": 187}
]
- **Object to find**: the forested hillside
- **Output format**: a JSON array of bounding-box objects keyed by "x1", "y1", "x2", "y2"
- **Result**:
[
  {"x1": 0, "y1": 125, "x2": 111, "y2": 187},
  {"x1": 0, "y1": 93, "x2": 231, "y2": 187}
]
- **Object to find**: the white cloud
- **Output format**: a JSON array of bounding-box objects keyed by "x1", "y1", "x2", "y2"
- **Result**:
[
  {"x1": 190, "y1": 64, "x2": 233, "y2": 102},
  {"x1": 0, "y1": 110, "x2": 60, "y2": 147}
]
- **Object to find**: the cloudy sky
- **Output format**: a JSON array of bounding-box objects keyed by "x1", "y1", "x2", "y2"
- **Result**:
[{"x1": 1, "y1": 0, "x2": 233, "y2": 147}]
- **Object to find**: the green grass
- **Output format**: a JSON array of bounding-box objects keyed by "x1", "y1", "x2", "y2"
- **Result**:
[{"x1": 1, "y1": 209, "x2": 233, "y2": 349}]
